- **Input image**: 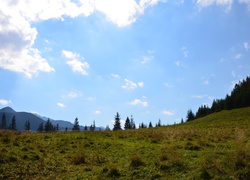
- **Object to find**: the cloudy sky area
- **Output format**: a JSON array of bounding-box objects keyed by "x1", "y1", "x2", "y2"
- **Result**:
[{"x1": 0, "y1": 0, "x2": 250, "y2": 128}]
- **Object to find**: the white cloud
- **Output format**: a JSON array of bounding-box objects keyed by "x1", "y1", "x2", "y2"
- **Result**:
[
  {"x1": 0, "y1": 5, "x2": 55, "y2": 78},
  {"x1": 0, "y1": 99, "x2": 11, "y2": 106},
  {"x1": 138, "y1": 82, "x2": 144, "y2": 88},
  {"x1": 234, "y1": 53, "x2": 242, "y2": 59},
  {"x1": 57, "y1": 102, "x2": 66, "y2": 108},
  {"x1": 67, "y1": 91, "x2": 82, "y2": 98},
  {"x1": 196, "y1": 0, "x2": 233, "y2": 7},
  {"x1": 111, "y1": 74, "x2": 121, "y2": 78},
  {"x1": 191, "y1": 95, "x2": 207, "y2": 99},
  {"x1": 239, "y1": 0, "x2": 250, "y2": 10},
  {"x1": 94, "y1": 110, "x2": 101, "y2": 114},
  {"x1": 180, "y1": 46, "x2": 189, "y2": 58},
  {"x1": 85, "y1": 96, "x2": 96, "y2": 101},
  {"x1": 162, "y1": 110, "x2": 174, "y2": 116},
  {"x1": 62, "y1": 50, "x2": 89, "y2": 75},
  {"x1": 165, "y1": 83, "x2": 174, "y2": 88},
  {"x1": 243, "y1": 42, "x2": 250, "y2": 51},
  {"x1": 130, "y1": 99, "x2": 148, "y2": 107},
  {"x1": 122, "y1": 79, "x2": 144, "y2": 90},
  {"x1": 92, "y1": 0, "x2": 166, "y2": 27},
  {"x1": 0, "y1": 0, "x2": 164, "y2": 77}
]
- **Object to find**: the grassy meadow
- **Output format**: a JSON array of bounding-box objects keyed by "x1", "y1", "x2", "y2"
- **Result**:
[{"x1": 1, "y1": 107, "x2": 250, "y2": 179}]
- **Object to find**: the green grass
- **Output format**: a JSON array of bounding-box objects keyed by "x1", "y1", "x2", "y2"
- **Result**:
[{"x1": 0, "y1": 107, "x2": 250, "y2": 179}]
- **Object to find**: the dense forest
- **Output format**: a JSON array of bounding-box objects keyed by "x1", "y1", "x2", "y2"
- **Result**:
[{"x1": 186, "y1": 76, "x2": 250, "y2": 121}]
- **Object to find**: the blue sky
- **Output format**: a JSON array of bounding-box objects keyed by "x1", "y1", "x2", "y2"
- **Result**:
[{"x1": 0, "y1": 0, "x2": 250, "y2": 128}]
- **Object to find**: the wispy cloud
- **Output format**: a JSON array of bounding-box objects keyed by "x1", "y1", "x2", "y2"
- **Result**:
[
  {"x1": 130, "y1": 99, "x2": 148, "y2": 107},
  {"x1": 165, "y1": 82, "x2": 174, "y2": 88},
  {"x1": 111, "y1": 74, "x2": 121, "y2": 78},
  {"x1": 94, "y1": 110, "x2": 101, "y2": 115},
  {"x1": 62, "y1": 50, "x2": 89, "y2": 76},
  {"x1": 57, "y1": 102, "x2": 65, "y2": 108},
  {"x1": 196, "y1": 0, "x2": 233, "y2": 11},
  {"x1": 234, "y1": 53, "x2": 242, "y2": 59},
  {"x1": 191, "y1": 95, "x2": 207, "y2": 99},
  {"x1": 162, "y1": 110, "x2": 174, "y2": 116},
  {"x1": 67, "y1": 91, "x2": 82, "y2": 98},
  {"x1": 122, "y1": 79, "x2": 144, "y2": 90},
  {"x1": 243, "y1": 42, "x2": 250, "y2": 51},
  {"x1": 180, "y1": 46, "x2": 189, "y2": 58},
  {"x1": 0, "y1": 99, "x2": 11, "y2": 106}
]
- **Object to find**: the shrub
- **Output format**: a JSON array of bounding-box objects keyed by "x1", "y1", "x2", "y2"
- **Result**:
[{"x1": 130, "y1": 154, "x2": 145, "y2": 168}]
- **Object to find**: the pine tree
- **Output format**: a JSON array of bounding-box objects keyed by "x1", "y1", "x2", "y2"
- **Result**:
[
  {"x1": 37, "y1": 122, "x2": 44, "y2": 132},
  {"x1": 72, "y1": 117, "x2": 80, "y2": 131},
  {"x1": 1, "y1": 113, "x2": 6, "y2": 129},
  {"x1": 186, "y1": 109, "x2": 195, "y2": 122},
  {"x1": 149, "y1": 121, "x2": 153, "y2": 128},
  {"x1": 105, "y1": 125, "x2": 110, "y2": 131},
  {"x1": 124, "y1": 117, "x2": 131, "y2": 130},
  {"x1": 45, "y1": 119, "x2": 54, "y2": 132},
  {"x1": 113, "y1": 112, "x2": 122, "y2": 130},
  {"x1": 24, "y1": 120, "x2": 31, "y2": 131},
  {"x1": 157, "y1": 119, "x2": 162, "y2": 127},
  {"x1": 130, "y1": 115, "x2": 136, "y2": 129},
  {"x1": 9, "y1": 116, "x2": 17, "y2": 130},
  {"x1": 84, "y1": 125, "x2": 88, "y2": 131}
]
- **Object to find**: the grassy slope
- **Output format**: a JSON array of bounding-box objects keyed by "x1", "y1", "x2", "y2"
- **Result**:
[{"x1": 0, "y1": 107, "x2": 250, "y2": 179}]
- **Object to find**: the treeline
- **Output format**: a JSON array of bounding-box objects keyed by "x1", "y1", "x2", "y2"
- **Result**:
[
  {"x1": 186, "y1": 76, "x2": 250, "y2": 122},
  {"x1": 112, "y1": 112, "x2": 162, "y2": 131}
]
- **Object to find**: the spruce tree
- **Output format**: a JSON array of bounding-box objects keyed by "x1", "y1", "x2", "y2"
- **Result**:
[
  {"x1": 149, "y1": 121, "x2": 153, "y2": 128},
  {"x1": 1, "y1": 113, "x2": 6, "y2": 129},
  {"x1": 72, "y1": 118, "x2": 80, "y2": 131},
  {"x1": 124, "y1": 117, "x2": 131, "y2": 130},
  {"x1": 37, "y1": 122, "x2": 44, "y2": 132},
  {"x1": 24, "y1": 120, "x2": 31, "y2": 131},
  {"x1": 186, "y1": 109, "x2": 195, "y2": 122},
  {"x1": 9, "y1": 116, "x2": 17, "y2": 130},
  {"x1": 113, "y1": 112, "x2": 122, "y2": 130}
]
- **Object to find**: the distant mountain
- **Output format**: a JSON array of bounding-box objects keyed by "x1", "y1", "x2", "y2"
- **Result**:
[
  {"x1": 0, "y1": 106, "x2": 16, "y2": 113},
  {"x1": 0, "y1": 107, "x2": 104, "y2": 131}
]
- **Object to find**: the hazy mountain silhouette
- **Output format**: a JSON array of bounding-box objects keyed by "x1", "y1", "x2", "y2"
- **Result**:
[{"x1": 0, "y1": 107, "x2": 78, "y2": 131}]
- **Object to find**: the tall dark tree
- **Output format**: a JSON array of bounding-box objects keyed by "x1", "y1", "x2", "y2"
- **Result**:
[
  {"x1": 148, "y1": 121, "x2": 153, "y2": 128},
  {"x1": 90, "y1": 121, "x2": 96, "y2": 131},
  {"x1": 9, "y1": 116, "x2": 17, "y2": 130},
  {"x1": 72, "y1": 117, "x2": 80, "y2": 131},
  {"x1": 84, "y1": 125, "x2": 88, "y2": 131},
  {"x1": 124, "y1": 117, "x2": 131, "y2": 130},
  {"x1": 113, "y1": 112, "x2": 122, "y2": 130},
  {"x1": 44, "y1": 119, "x2": 54, "y2": 132},
  {"x1": 1, "y1": 113, "x2": 6, "y2": 129},
  {"x1": 157, "y1": 119, "x2": 162, "y2": 127},
  {"x1": 24, "y1": 120, "x2": 31, "y2": 131},
  {"x1": 130, "y1": 115, "x2": 136, "y2": 129},
  {"x1": 37, "y1": 122, "x2": 44, "y2": 132},
  {"x1": 186, "y1": 109, "x2": 195, "y2": 122}
]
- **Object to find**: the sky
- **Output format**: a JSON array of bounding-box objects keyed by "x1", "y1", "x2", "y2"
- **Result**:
[{"x1": 0, "y1": 0, "x2": 250, "y2": 128}]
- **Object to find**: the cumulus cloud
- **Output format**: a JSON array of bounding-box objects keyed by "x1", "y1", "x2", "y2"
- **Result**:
[
  {"x1": 92, "y1": 0, "x2": 166, "y2": 27},
  {"x1": 165, "y1": 82, "x2": 174, "y2": 88},
  {"x1": 0, "y1": 0, "x2": 165, "y2": 77},
  {"x1": 122, "y1": 79, "x2": 144, "y2": 90},
  {"x1": 234, "y1": 53, "x2": 242, "y2": 59},
  {"x1": 0, "y1": 4, "x2": 55, "y2": 77},
  {"x1": 62, "y1": 50, "x2": 89, "y2": 75},
  {"x1": 57, "y1": 102, "x2": 66, "y2": 108},
  {"x1": 0, "y1": 99, "x2": 11, "y2": 106},
  {"x1": 130, "y1": 99, "x2": 148, "y2": 107},
  {"x1": 162, "y1": 110, "x2": 174, "y2": 116}
]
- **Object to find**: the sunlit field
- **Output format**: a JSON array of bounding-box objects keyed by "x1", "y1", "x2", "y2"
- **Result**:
[{"x1": 1, "y1": 107, "x2": 250, "y2": 179}]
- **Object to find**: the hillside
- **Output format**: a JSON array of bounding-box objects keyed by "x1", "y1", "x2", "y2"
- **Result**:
[{"x1": 0, "y1": 107, "x2": 249, "y2": 179}]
